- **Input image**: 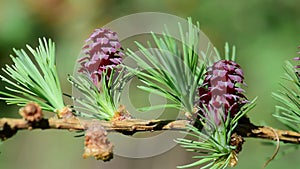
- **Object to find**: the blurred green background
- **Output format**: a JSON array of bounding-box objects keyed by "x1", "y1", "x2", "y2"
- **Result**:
[{"x1": 1, "y1": 0, "x2": 300, "y2": 169}]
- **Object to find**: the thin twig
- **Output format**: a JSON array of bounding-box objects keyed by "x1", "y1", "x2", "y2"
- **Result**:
[
  {"x1": 1, "y1": 116, "x2": 300, "y2": 144},
  {"x1": 262, "y1": 127, "x2": 280, "y2": 169},
  {"x1": 0, "y1": 117, "x2": 187, "y2": 140}
]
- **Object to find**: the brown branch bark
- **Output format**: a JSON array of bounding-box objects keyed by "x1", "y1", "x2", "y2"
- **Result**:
[{"x1": 1, "y1": 116, "x2": 300, "y2": 144}]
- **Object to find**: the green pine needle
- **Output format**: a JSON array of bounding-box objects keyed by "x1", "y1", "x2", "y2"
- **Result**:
[
  {"x1": 224, "y1": 42, "x2": 236, "y2": 61},
  {"x1": 0, "y1": 38, "x2": 65, "y2": 113},
  {"x1": 176, "y1": 124, "x2": 233, "y2": 169},
  {"x1": 124, "y1": 18, "x2": 209, "y2": 113},
  {"x1": 68, "y1": 72, "x2": 118, "y2": 121},
  {"x1": 176, "y1": 99, "x2": 256, "y2": 169},
  {"x1": 273, "y1": 61, "x2": 300, "y2": 132}
]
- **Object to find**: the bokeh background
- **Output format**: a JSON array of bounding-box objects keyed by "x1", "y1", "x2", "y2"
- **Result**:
[{"x1": 1, "y1": 0, "x2": 300, "y2": 169}]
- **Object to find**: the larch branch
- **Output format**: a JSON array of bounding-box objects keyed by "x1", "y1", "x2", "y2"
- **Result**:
[{"x1": 1, "y1": 116, "x2": 300, "y2": 144}]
